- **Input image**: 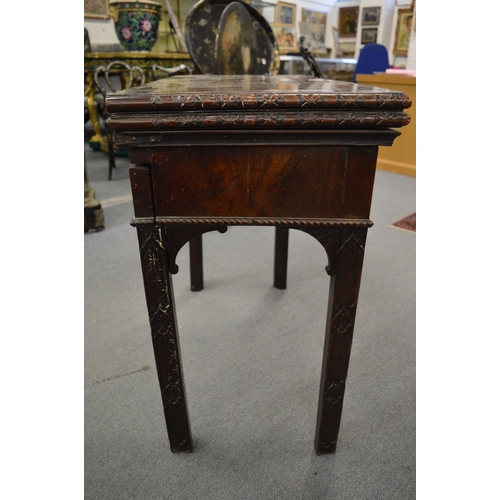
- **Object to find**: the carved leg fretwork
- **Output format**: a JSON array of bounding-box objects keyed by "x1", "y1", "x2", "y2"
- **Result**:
[
  {"x1": 137, "y1": 222, "x2": 368, "y2": 454},
  {"x1": 303, "y1": 226, "x2": 369, "y2": 454},
  {"x1": 136, "y1": 226, "x2": 193, "y2": 453}
]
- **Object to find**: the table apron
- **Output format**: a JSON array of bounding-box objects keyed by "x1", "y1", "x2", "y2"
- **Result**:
[{"x1": 114, "y1": 128, "x2": 400, "y2": 149}]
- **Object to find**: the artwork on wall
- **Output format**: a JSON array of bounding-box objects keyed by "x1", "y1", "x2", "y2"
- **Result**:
[
  {"x1": 393, "y1": 55, "x2": 407, "y2": 69},
  {"x1": 332, "y1": 26, "x2": 341, "y2": 57},
  {"x1": 339, "y1": 42, "x2": 355, "y2": 57},
  {"x1": 393, "y1": 8, "x2": 414, "y2": 55},
  {"x1": 275, "y1": 25, "x2": 297, "y2": 51},
  {"x1": 299, "y1": 8, "x2": 327, "y2": 54},
  {"x1": 216, "y1": 2, "x2": 258, "y2": 74},
  {"x1": 259, "y1": 5, "x2": 276, "y2": 25},
  {"x1": 84, "y1": 0, "x2": 109, "y2": 19},
  {"x1": 338, "y1": 7, "x2": 359, "y2": 37},
  {"x1": 301, "y1": 9, "x2": 327, "y2": 26},
  {"x1": 333, "y1": 27, "x2": 355, "y2": 58},
  {"x1": 270, "y1": 2, "x2": 296, "y2": 53},
  {"x1": 361, "y1": 7, "x2": 380, "y2": 26},
  {"x1": 361, "y1": 28, "x2": 377, "y2": 44},
  {"x1": 277, "y1": 2, "x2": 296, "y2": 25},
  {"x1": 84, "y1": 28, "x2": 92, "y2": 52},
  {"x1": 299, "y1": 22, "x2": 326, "y2": 54}
]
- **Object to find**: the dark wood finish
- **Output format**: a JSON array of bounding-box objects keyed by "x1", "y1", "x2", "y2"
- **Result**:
[
  {"x1": 136, "y1": 225, "x2": 192, "y2": 453},
  {"x1": 107, "y1": 75, "x2": 411, "y2": 455},
  {"x1": 311, "y1": 226, "x2": 368, "y2": 454},
  {"x1": 274, "y1": 227, "x2": 289, "y2": 289},
  {"x1": 189, "y1": 235, "x2": 204, "y2": 291}
]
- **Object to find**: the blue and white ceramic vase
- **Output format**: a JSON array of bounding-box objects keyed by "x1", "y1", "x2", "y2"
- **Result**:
[{"x1": 110, "y1": 1, "x2": 162, "y2": 51}]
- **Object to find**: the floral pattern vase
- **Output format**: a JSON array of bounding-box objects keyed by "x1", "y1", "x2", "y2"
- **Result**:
[{"x1": 110, "y1": 1, "x2": 162, "y2": 51}]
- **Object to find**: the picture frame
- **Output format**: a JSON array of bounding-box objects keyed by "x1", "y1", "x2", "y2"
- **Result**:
[
  {"x1": 393, "y1": 55, "x2": 408, "y2": 69},
  {"x1": 298, "y1": 22, "x2": 326, "y2": 54},
  {"x1": 361, "y1": 28, "x2": 377, "y2": 44},
  {"x1": 393, "y1": 8, "x2": 414, "y2": 55},
  {"x1": 216, "y1": 2, "x2": 259, "y2": 75},
  {"x1": 338, "y1": 7, "x2": 359, "y2": 37},
  {"x1": 301, "y1": 9, "x2": 327, "y2": 26},
  {"x1": 277, "y1": 2, "x2": 296, "y2": 25},
  {"x1": 332, "y1": 26, "x2": 341, "y2": 57},
  {"x1": 259, "y1": 5, "x2": 276, "y2": 25},
  {"x1": 252, "y1": 2, "x2": 276, "y2": 24},
  {"x1": 361, "y1": 7, "x2": 381, "y2": 26},
  {"x1": 274, "y1": 24, "x2": 297, "y2": 51},
  {"x1": 84, "y1": 0, "x2": 109, "y2": 19},
  {"x1": 339, "y1": 42, "x2": 355, "y2": 58},
  {"x1": 84, "y1": 28, "x2": 92, "y2": 52},
  {"x1": 333, "y1": 26, "x2": 355, "y2": 57}
]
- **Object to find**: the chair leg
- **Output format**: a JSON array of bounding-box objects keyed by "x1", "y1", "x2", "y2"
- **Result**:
[
  {"x1": 107, "y1": 132, "x2": 115, "y2": 181},
  {"x1": 189, "y1": 235, "x2": 204, "y2": 291},
  {"x1": 274, "y1": 226, "x2": 289, "y2": 289}
]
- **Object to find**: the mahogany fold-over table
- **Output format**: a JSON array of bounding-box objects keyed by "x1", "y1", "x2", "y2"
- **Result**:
[{"x1": 106, "y1": 75, "x2": 411, "y2": 455}]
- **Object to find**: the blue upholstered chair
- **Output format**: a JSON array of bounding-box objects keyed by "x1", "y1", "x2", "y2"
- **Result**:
[{"x1": 353, "y1": 43, "x2": 390, "y2": 82}]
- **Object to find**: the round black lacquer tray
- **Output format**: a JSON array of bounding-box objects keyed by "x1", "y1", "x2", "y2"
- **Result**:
[{"x1": 185, "y1": 0, "x2": 280, "y2": 75}]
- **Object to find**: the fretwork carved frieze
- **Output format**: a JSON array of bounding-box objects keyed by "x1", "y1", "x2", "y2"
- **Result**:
[
  {"x1": 139, "y1": 228, "x2": 174, "y2": 341},
  {"x1": 323, "y1": 379, "x2": 346, "y2": 408},
  {"x1": 111, "y1": 109, "x2": 410, "y2": 131},
  {"x1": 140, "y1": 229, "x2": 183, "y2": 405},
  {"x1": 328, "y1": 233, "x2": 366, "y2": 343},
  {"x1": 140, "y1": 91, "x2": 412, "y2": 111},
  {"x1": 315, "y1": 228, "x2": 367, "y2": 454}
]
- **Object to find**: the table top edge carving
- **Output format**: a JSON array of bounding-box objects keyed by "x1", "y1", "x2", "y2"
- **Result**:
[{"x1": 105, "y1": 75, "x2": 412, "y2": 137}]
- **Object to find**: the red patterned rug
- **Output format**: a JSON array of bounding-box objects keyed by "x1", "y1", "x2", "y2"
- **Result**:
[{"x1": 391, "y1": 212, "x2": 416, "y2": 233}]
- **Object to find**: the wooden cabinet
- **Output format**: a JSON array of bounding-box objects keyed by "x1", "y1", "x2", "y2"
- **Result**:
[{"x1": 356, "y1": 73, "x2": 416, "y2": 177}]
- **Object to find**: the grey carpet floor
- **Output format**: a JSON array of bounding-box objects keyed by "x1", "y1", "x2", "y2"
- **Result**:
[{"x1": 84, "y1": 142, "x2": 416, "y2": 499}]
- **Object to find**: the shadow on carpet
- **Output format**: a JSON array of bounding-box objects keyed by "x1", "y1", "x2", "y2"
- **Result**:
[{"x1": 391, "y1": 212, "x2": 416, "y2": 233}]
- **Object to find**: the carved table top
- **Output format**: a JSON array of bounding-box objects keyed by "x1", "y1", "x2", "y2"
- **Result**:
[{"x1": 106, "y1": 74, "x2": 412, "y2": 133}]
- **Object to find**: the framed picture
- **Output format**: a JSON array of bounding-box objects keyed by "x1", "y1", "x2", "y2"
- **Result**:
[
  {"x1": 216, "y1": 2, "x2": 259, "y2": 75},
  {"x1": 338, "y1": 7, "x2": 359, "y2": 37},
  {"x1": 259, "y1": 5, "x2": 276, "y2": 25},
  {"x1": 361, "y1": 28, "x2": 377, "y2": 44},
  {"x1": 274, "y1": 24, "x2": 297, "y2": 51},
  {"x1": 362, "y1": 7, "x2": 381, "y2": 26},
  {"x1": 84, "y1": 28, "x2": 92, "y2": 52},
  {"x1": 84, "y1": 0, "x2": 109, "y2": 19},
  {"x1": 277, "y1": 2, "x2": 296, "y2": 25},
  {"x1": 301, "y1": 9, "x2": 327, "y2": 26},
  {"x1": 332, "y1": 27, "x2": 341, "y2": 57},
  {"x1": 298, "y1": 22, "x2": 326, "y2": 54},
  {"x1": 339, "y1": 42, "x2": 355, "y2": 58},
  {"x1": 393, "y1": 55, "x2": 407, "y2": 69},
  {"x1": 393, "y1": 8, "x2": 414, "y2": 55}
]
